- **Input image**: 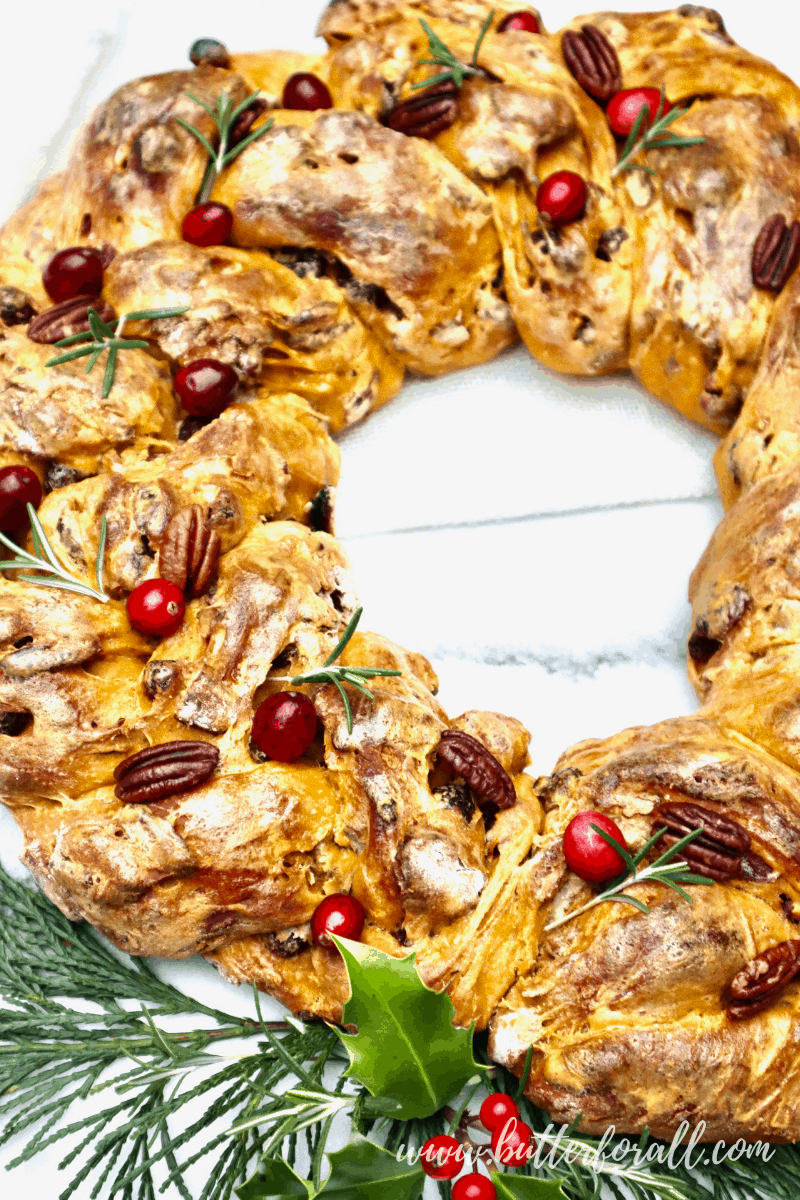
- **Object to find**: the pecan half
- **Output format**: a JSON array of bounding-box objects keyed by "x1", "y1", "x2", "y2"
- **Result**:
[
  {"x1": 561, "y1": 25, "x2": 622, "y2": 104},
  {"x1": 308, "y1": 485, "x2": 335, "y2": 534},
  {"x1": 651, "y1": 801, "x2": 751, "y2": 882},
  {"x1": 727, "y1": 940, "x2": 800, "y2": 1019},
  {"x1": 752, "y1": 214, "x2": 800, "y2": 291},
  {"x1": 437, "y1": 729, "x2": 516, "y2": 810},
  {"x1": 114, "y1": 740, "x2": 219, "y2": 804},
  {"x1": 159, "y1": 504, "x2": 221, "y2": 598},
  {"x1": 386, "y1": 80, "x2": 460, "y2": 140},
  {"x1": 0, "y1": 285, "x2": 36, "y2": 326},
  {"x1": 28, "y1": 297, "x2": 116, "y2": 345}
]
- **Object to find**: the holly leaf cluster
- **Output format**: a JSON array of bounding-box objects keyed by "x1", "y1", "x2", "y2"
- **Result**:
[
  {"x1": 238, "y1": 1140, "x2": 423, "y2": 1200},
  {"x1": 333, "y1": 936, "x2": 488, "y2": 1121}
]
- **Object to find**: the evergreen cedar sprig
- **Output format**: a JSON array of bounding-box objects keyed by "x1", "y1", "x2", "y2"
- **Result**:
[
  {"x1": 412, "y1": 10, "x2": 495, "y2": 90},
  {"x1": 611, "y1": 87, "x2": 706, "y2": 178},
  {"x1": 177, "y1": 90, "x2": 275, "y2": 203},
  {"x1": 0, "y1": 503, "x2": 109, "y2": 603},
  {"x1": 281, "y1": 606, "x2": 402, "y2": 733},
  {"x1": 1, "y1": 859, "x2": 800, "y2": 1199},
  {"x1": 45, "y1": 305, "x2": 189, "y2": 398},
  {"x1": 544, "y1": 825, "x2": 714, "y2": 933}
]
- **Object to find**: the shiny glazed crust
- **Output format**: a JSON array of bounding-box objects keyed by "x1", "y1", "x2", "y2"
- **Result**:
[{"x1": 4, "y1": 1, "x2": 800, "y2": 1147}]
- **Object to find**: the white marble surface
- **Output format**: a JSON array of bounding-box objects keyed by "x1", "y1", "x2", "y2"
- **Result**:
[{"x1": 0, "y1": 0, "x2": 797, "y2": 1194}]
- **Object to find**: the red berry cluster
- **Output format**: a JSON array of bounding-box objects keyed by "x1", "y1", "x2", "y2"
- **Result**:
[{"x1": 417, "y1": 1090, "x2": 535, "y2": 1200}]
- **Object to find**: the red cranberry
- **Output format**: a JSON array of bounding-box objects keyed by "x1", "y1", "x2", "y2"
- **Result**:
[
  {"x1": 452, "y1": 1175, "x2": 496, "y2": 1200},
  {"x1": 563, "y1": 811, "x2": 628, "y2": 884},
  {"x1": 497, "y1": 11, "x2": 540, "y2": 33},
  {"x1": 0, "y1": 466, "x2": 42, "y2": 531},
  {"x1": 127, "y1": 579, "x2": 185, "y2": 638},
  {"x1": 606, "y1": 87, "x2": 669, "y2": 137},
  {"x1": 420, "y1": 1135, "x2": 463, "y2": 1180},
  {"x1": 479, "y1": 1092, "x2": 520, "y2": 1133},
  {"x1": 311, "y1": 893, "x2": 365, "y2": 948},
  {"x1": 536, "y1": 171, "x2": 588, "y2": 226},
  {"x1": 490, "y1": 1118, "x2": 534, "y2": 1167},
  {"x1": 182, "y1": 202, "x2": 233, "y2": 248},
  {"x1": 282, "y1": 73, "x2": 333, "y2": 111},
  {"x1": 174, "y1": 359, "x2": 238, "y2": 418},
  {"x1": 42, "y1": 247, "x2": 104, "y2": 304},
  {"x1": 252, "y1": 691, "x2": 318, "y2": 762}
]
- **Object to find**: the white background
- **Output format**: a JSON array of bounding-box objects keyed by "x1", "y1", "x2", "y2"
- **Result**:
[{"x1": 0, "y1": 0, "x2": 796, "y2": 1195}]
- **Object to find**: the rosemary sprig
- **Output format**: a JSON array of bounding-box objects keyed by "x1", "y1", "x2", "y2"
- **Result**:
[
  {"x1": 274, "y1": 606, "x2": 402, "y2": 734},
  {"x1": 177, "y1": 90, "x2": 274, "y2": 203},
  {"x1": 0, "y1": 502, "x2": 108, "y2": 603},
  {"x1": 611, "y1": 87, "x2": 706, "y2": 178},
  {"x1": 411, "y1": 10, "x2": 494, "y2": 90},
  {"x1": 543, "y1": 825, "x2": 714, "y2": 933},
  {"x1": 46, "y1": 305, "x2": 189, "y2": 398}
]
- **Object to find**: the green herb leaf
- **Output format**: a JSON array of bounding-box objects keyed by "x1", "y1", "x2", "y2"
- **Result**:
[
  {"x1": 543, "y1": 826, "x2": 713, "y2": 934},
  {"x1": 491, "y1": 1175, "x2": 570, "y2": 1200},
  {"x1": 316, "y1": 1137, "x2": 425, "y2": 1200},
  {"x1": 411, "y1": 14, "x2": 487, "y2": 90},
  {"x1": 285, "y1": 608, "x2": 402, "y2": 734},
  {"x1": 333, "y1": 937, "x2": 487, "y2": 1119},
  {"x1": 0, "y1": 505, "x2": 109, "y2": 604},
  {"x1": 45, "y1": 305, "x2": 188, "y2": 397},
  {"x1": 611, "y1": 92, "x2": 706, "y2": 179},
  {"x1": 236, "y1": 1157, "x2": 313, "y2": 1200}
]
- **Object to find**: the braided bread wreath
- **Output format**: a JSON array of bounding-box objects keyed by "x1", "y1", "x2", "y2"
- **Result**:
[{"x1": 8, "y1": 0, "x2": 800, "y2": 1148}]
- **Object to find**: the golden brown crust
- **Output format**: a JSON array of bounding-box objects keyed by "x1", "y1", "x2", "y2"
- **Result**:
[
  {"x1": 57, "y1": 67, "x2": 249, "y2": 251},
  {"x1": 214, "y1": 108, "x2": 515, "y2": 374},
  {"x1": 489, "y1": 717, "x2": 800, "y2": 1141},
  {"x1": 7, "y1": 3, "x2": 800, "y2": 1148},
  {"x1": 104, "y1": 240, "x2": 403, "y2": 430},
  {"x1": 0, "y1": 323, "x2": 176, "y2": 475}
]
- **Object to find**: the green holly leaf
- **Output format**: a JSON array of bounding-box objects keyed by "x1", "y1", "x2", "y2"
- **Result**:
[
  {"x1": 316, "y1": 1136, "x2": 425, "y2": 1200},
  {"x1": 235, "y1": 1157, "x2": 313, "y2": 1200},
  {"x1": 491, "y1": 1174, "x2": 570, "y2": 1200},
  {"x1": 332, "y1": 936, "x2": 488, "y2": 1120}
]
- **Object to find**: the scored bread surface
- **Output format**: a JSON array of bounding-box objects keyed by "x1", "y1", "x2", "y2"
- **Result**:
[{"x1": 5, "y1": 1, "x2": 800, "y2": 1143}]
